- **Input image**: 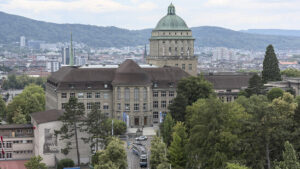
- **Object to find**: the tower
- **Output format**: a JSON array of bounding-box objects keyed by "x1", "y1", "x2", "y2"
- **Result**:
[
  {"x1": 70, "y1": 32, "x2": 74, "y2": 66},
  {"x1": 146, "y1": 3, "x2": 197, "y2": 76}
]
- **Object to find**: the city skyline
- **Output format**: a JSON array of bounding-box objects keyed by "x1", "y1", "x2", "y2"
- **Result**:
[{"x1": 0, "y1": 0, "x2": 300, "y2": 30}]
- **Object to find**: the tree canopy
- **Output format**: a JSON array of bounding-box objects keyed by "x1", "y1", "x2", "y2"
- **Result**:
[{"x1": 262, "y1": 44, "x2": 281, "y2": 82}]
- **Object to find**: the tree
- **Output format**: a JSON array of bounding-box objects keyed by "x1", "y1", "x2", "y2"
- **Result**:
[
  {"x1": 245, "y1": 73, "x2": 264, "y2": 96},
  {"x1": 150, "y1": 136, "x2": 168, "y2": 169},
  {"x1": 262, "y1": 44, "x2": 281, "y2": 83},
  {"x1": 160, "y1": 113, "x2": 174, "y2": 146},
  {"x1": 12, "y1": 107, "x2": 27, "y2": 124},
  {"x1": 281, "y1": 68, "x2": 300, "y2": 77},
  {"x1": 0, "y1": 95, "x2": 6, "y2": 119},
  {"x1": 81, "y1": 103, "x2": 107, "y2": 151},
  {"x1": 186, "y1": 97, "x2": 249, "y2": 169},
  {"x1": 104, "y1": 119, "x2": 126, "y2": 136},
  {"x1": 157, "y1": 161, "x2": 171, "y2": 169},
  {"x1": 168, "y1": 121, "x2": 188, "y2": 168},
  {"x1": 57, "y1": 97, "x2": 85, "y2": 166},
  {"x1": 267, "y1": 88, "x2": 284, "y2": 101},
  {"x1": 168, "y1": 94, "x2": 188, "y2": 122},
  {"x1": 94, "y1": 137, "x2": 127, "y2": 169},
  {"x1": 226, "y1": 163, "x2": 250, "y2": 169},
  {"x1": 57, "y1": 158, "x2": 75, "y2": 169},
  {"x1": 25, "y1": 155, "x2": 47, "y2": 169},
  {"x1": 276, "y1": 141, "x2": 300, "y2": 169}
]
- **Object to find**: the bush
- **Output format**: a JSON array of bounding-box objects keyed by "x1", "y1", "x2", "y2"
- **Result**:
[
  {"x1": 267, "y1": 88, "x2": 284, "y2": 101},
  {"x1": 57, "y1": 158, "x2": 75, "y2": 169}
]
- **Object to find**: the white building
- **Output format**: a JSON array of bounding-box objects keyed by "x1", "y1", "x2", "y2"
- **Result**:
[
  {"x1": 20, "y1": 36, "x2": 26, "y2": 48},
  {"x1": 46, "y1": 61, "x2": 61, "y2": 73}
]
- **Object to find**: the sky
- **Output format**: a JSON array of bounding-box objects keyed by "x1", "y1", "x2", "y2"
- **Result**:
[{"x1": 0, "y1": 0, "x2": 300, "y2": 30}]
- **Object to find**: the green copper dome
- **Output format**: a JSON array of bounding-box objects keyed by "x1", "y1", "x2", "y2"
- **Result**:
[{"x1": 154, "y1": 4, "x2": 190, "y2": 31}]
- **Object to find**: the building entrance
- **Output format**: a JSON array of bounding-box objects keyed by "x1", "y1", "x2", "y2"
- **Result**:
[
  {"x1": 134, "y1": 117, "x2": 139, "y2": 126},
  {"x1": 144, "y1": 117, "x2": 147, "y2": 126}
]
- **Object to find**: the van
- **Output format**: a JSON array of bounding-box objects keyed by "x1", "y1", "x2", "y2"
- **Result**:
[{"x1": 139, "y1": 154, "x2": 147, "y2": 168}]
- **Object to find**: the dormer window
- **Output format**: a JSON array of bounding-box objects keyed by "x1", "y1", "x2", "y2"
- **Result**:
[
  {"x1": 104, "y1": 84, "x2": 108, "y2": 88},
  {"x1": 69, "y1": 84, "x2": 74, "y2": 89},
  {"x1": 154, "y1": 83, "x2": 158, "y2": 88},
  {"x1": 86, "y1": 84, "x2": 92, "y2": 89}
]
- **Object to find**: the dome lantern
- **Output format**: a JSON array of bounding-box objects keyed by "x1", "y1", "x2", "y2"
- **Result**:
[{"x1": 168, "y1": 3, "x2": 175, "y2": 15}]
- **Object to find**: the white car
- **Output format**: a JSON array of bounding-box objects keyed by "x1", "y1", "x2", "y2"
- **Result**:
[{"x1": 135, "y1": 136, "x2": 148, "y2": 141}]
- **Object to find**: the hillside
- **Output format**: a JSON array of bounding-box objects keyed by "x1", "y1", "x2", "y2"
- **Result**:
[
  {"x1": 1, "y1": 11, "x2": 300, "y2": 50},
  {"x1": 241, "y1": 29, "x2": 300, "y2": 37}
]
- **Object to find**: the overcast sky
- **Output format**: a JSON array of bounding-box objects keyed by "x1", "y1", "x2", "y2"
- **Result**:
[{"x1": 0, "y1": 0, "x2": 300, "y2": 30}]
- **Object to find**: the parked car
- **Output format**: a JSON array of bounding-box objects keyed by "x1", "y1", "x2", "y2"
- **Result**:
[
  {"x1": 139, "y1": 154, "x2": 148, "y2": 168},
  {"x1": 132, "y1": 144, "x2": 147, "y2": 156},
  {"x1": 135, "y1": 136, "x2": 148, "y2": 141}
]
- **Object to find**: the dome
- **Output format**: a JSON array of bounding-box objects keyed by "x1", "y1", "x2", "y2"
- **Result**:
[{"x1": 154, "y1": 4, "x2": 190, "y2": 31}]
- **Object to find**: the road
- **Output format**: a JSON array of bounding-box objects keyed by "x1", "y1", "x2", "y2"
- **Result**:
[{"x1": 126, "y1": 136, "x2": 152, "y2": 169}]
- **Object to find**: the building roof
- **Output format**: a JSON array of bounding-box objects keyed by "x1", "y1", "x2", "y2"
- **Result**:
[
  {"x1": 0, "y1": 124, "x2": 33, "y2": 130},
  {"x1": 204, "y1": 73, "x2": 253, "y2": 90},
  {"x1": 154, "y1": 4, "x2": 190, "y2": 31},
  {"x1": 47, "y1": 59, "x2": 189, "y2": 90},
  {"x1": 31, "y1": 109, "x2": 64, "y2": 124}
]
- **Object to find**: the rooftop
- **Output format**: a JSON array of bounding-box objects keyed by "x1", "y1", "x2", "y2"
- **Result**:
[{"x1": 31, "y1": 109, "x2": 64, "y2": 124}]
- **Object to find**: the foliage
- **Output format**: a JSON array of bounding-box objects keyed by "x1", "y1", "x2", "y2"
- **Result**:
[
  {"x1": 160, "y1": 113, "x2": 174, "y2": 146},
  {"x1": 226, "y1": 163, "x2": 250, "y2": 169},
  {"x1": 1, "y1": 74, "x2": 46, "y2": 90},
  {"x1": 104, "y1": 119, "x2": 126, "y2": 136},
  {"x1": 275, "y1": 141, "x2": 300, "y2": 169},
  {"x1": 150, "y1": 136, "x2": 168, "y2": 169},
  {"x1": 185, "y1": 97, "x2": 249, "y2": 169},
  {"x1": 12, "y1": 107, "x2": 27, "y2": 124},
  {"x1": 267, "y1": 88, "x2": 284, "y2": 101},
  {"x1": 245, "y1": 73, "x2": 264, "y2": 96},
  {"x1": 0, "y1": 95, "x2": 6, "y2": 119},
  {"x1": 57, "y1": 158, "x2": 75, "y2": 169},
  {"x1": 168, "y1": 121, "x2": 188, "y2": 168},
  {"x1": 281, "y1": 68, "x2": 300, "y2": 77},
  {"x1": 56, "y1": 97, "x2": 85, "y2": 166},
  {"x1": 94, "y1": 137, "x2": 127, "y2": 169},
  {"x1": 157, "y1": 162, "x2": 171, "y2": 169},
  {"x1": 6, "y1": 84, "x2": 45, "y2": 123},
  {"x1": 262, "y1": 44, "x2": 282, "y2": 82},
  {"x1": 168, "y1": 94, "x2": 188, "y2": 122},
  {"x1": 25, "y1": 156, "x2": 47, "y2": 169},
  {"x1": 81, "y1": 103, "x2": 107, "y2": 151}
]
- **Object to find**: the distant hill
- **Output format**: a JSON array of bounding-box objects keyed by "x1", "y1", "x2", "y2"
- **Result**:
[
  {"x1": 241, "y1": 29, "x2": 300, "y2": 37},
  {"x1": 1, "y1": 11, "x2": 300, "y2": 50}
]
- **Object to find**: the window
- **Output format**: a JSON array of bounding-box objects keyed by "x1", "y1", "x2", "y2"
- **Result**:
[
  {"x1": 169, "y1": 91, "x2": 174, "y2": 97},
  {"x1": 153, "y1": 112, "x2": 159, "y2": 119},
  {"x1": 153, "y1": 91, "x2": 158, "y2": 97},
  {"x1": 169, "y1": 100, "x2": 173, "y2": 105},
  {"x1": 182, "y1": 64, "x2": 185, "y2": 70},
  {"x1": 117, "y1": 103, "x2": 121, "y2": 110},
  {"x1": 134, "y1": 104, "x2": 139, "y2": 111},
  {"x1": 61, "y1": 93, "x2": 67, "y2": 98},
  {"x1": 27, "y1": 129, "x2": 32, "y2": 134},
  {"x1": 125, "y1": 104, "x2": 130, "y2": 111},
  {"x1": 103, "y1": 93, "x2": 109, "y2": 99},
  {"x1": 161, "y1": 101, "x2": 166, "y2": 108},
  {"x1": 87, "y1": 102, "x2": 92, "y2": 110},
  {"x1": 117, "y1": 87, "x2": 121, "y2": 100},
  {"x1": 175, "y1": 64, "x2": 178, "y2": 67},
  {"x1": 143, "y1": 103, "x2": 147, "y2": 111},
  {"x1": 87, "y1": 93, "x2": 92, "y2": 98},
  {"x1": 125, "y1": 88, "x2": 130, "y2": 101},
  {"x1": 143, "y1": 88, "x2": 147, "y2": 101},
  {"x1": 161, "y1": 91, "x2": 166, "y2": 97},
  {"x1": 169, "y1": 47, "x2": 171, "y2": 55},
  {"x1": 95, "y1": 102, "x2": 101, "y2": 109},
  {"x1": 134, "y1": 88, "x2": 139, "y2": 101},
  {"x1": 103, "y1": 104, "x2": 109, "y2": 110},
  {"x1": 78, "y1": 93, "x2": 84, "y2": 98},
  {"x1": 6, "y1": 142, "x2": 12, "y2": 148},
  {"x1": 189, "y1": 64, "x2": 192, "y2": 70},
  {"x1": 104, "y1": 84, "x2": 108, "y2": 88},
  {"x1": 6, "y1": 152, "x2": 12, "y2": 159},
  {"x1": 62, "y1": 103, "x2": 67, "y2": 109},
  {"x1": 95, "y1": 92, "x2": 100, "y2": 98},
  {"x1": 154, "y1": 83, "x2": 158, "y2": 88},
  {"x1": 17, "y1": 129, "x2": 22, "y2": 134},
  {"x1": 227, "y1": 97, "x2": 232, "y2": 102},
  {"x1": 70, "y1": 93, "x2": 75, "y2": 98},
  {"x1": 26, "y1": 140, "x2": 33, "y2": 143},
  {"x1": 153, "y1": 101, "x2": 158, "y2": 108}
]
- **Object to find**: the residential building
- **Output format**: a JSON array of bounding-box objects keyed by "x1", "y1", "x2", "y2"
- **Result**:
[
  {"x1": 20, "y1": 36, "x2": 26, "y2": 48},
  {"x1": 146, "y1": 4, "x2": 198, "y2": 76},
  {"x1": 45, "y1": 59, "x2": 189, "y2": 127}
]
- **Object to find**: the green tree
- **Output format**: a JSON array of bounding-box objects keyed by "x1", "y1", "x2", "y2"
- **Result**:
[
  {"x1": 186, "y1": 97, "x2": 249, "y2": 169},
  {"x1": 157, "y1": 161, "x2": 171, "y2": 169},
  {"x1": 94, "y1": 137, "x2": 127, "y2": 169},
  {"x1": 25, "y1": 155, "x2": 47, "y2": 169},
  {"x1": 81, "y1": 103, "x2": 107, "y2": 151},
  {"x1": 168, "y1": 94, "x2": 188, "y2": 122},
  {"x1": 245, "y1": 73, "x2": 264, "y2": 96},
  {"x1": 150, "y1": 136, "x2": 168, "y2": 169},
  {"x1": 12, "y1": 107, "x2": 27, "y2": 124},
  {"x1": 276, "y1": 141, "x2": 300, "y2": 169},
  {"x1": 57, "y1": 158, "x2": 75, "y2": 169},
  {"x1": 104, "y1": 119, "x2": 126, "y2": 136},
  {"x1": 262, "y1": 45, "x2": 281, "y2": 83},
  {"x1": 168, "y1": 121, "x2": 188, "y2": 168},
  {"x1": 0, "y1": 95, "x2": 6, "y2": 119},
  {"x1": 281, "y1": 68, "x2": 300, "y2": 77},
  {"x1": 226, "y1": 163, "x2": 250, "y2": 169},
  {"x1": 267, "y1": 88, "x2": 284, "y2": 101},
  {"x1": 57, "y1": 97, "x2": 85, "y2": 166},
  {"x1": 161, "y1": 113, "x2": 174, "y2": 146}
]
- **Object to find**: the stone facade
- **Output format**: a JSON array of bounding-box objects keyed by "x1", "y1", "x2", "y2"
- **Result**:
[{"x1": 147, "y1": 4, "x2": 198, "y2": 76}]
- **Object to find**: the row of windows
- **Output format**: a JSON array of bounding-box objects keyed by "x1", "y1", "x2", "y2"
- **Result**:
[
  {"x1": 16, "y1": 129, "x2": 32, "y2": 134},
  {"x1": 12, "y1": 140, "x2": 33, "y2": 144},
  {"x1": 153, "y1": 91, "x2": 175, "y2": 97},
  {"x1": 14, "y1": 150, "x2": 33, "y2": 154},
  {"x1": 61, "y1": 92, "x2": 108, "y2": 99},
  {"x1": 118, "y1": 87, "x2": 148, "y2": 101},
  {"x1": 0, "y1": 142, "x2": 12, "y2": 148},
  {"x1": 161, "y1": 32, "x2": 189, "y2": 36},
  {"x1": 117, "y1": 103, "x2": 148, "y2": 111},
  {"x1": 62, "y1": 102, "x2": 109, "y2": 110},
  {"x1": 153, "y1": 100, "x2": 173, "y2": 109},
  {"x1": 0, "y1": 152, "x2": 12, "y2": 159},
  {"x1": 174, "y1": 64, "x2": 192, "y2": 71},
  {"x1": 153, "y1": 111, "x2": 167, "y2": 119}
]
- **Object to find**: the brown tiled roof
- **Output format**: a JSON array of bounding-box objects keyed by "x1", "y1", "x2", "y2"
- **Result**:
[
  {"x1": 47, "y1": 59, "x2": 190, "y2": 90},
  {"x1": 0, "y1": 124, "x2": 33, "y2": 129},
  {"x1": 204, "y1": 74, "x2": 252, "y2": 90},
  {"x1": 31, "y1": 109, "x2": 64, "y2": 124}
]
